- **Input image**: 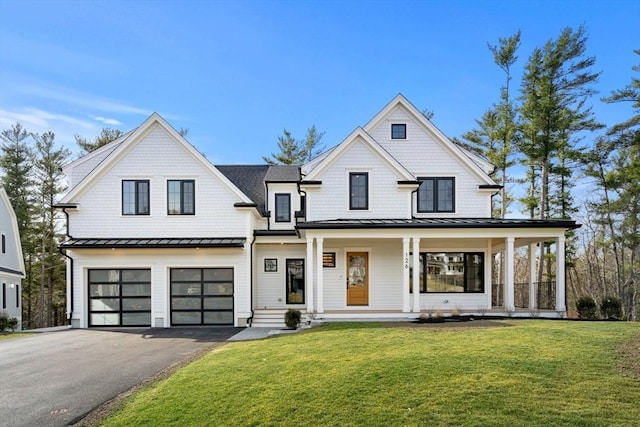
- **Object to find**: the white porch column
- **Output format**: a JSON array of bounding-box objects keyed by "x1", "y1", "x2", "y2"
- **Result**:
[
  {"x1": 412, "y1": 237, "x2": 421, "y2": 312},
  {"x1": 504, "y1": 237, "x2": 515, "y2": 312},
  {"x1": 555, "y1": 234, "x2": 566, "y2": 312},
  {"x1": 306, "y1": 237, "x2": 315, "y2": 313},
  {"x1": 402, "y1": 238, "x2": 410, "y2": 312},
  {"x1": 316, "y1": 238, "x2": 324, "y2": 313},
  {"x1": 528, "y1": 243, "x2": 537, "y2": 310}
]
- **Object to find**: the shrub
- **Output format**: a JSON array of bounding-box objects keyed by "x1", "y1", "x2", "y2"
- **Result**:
[
  {"x1": 0, "y1": 314, "x2": 8, "y2": 332},
  {"x1": 7, "y1": 317, "x2": 18, "y2": 332},
  {"x1": 576, "y1": 296, "x2": 598, "y2": 319},
  {"x1": 600, "y1": 296, "x2": 622, "y2": 320},
  {"x1": 284, "y1": 309, "x2": 302, "y2": 329}
]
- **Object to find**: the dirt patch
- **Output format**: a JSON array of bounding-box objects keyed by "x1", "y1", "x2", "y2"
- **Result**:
[
  {"x1": 71, "y1": 342, "x2": 226, "y2": 426},
  {"x1": 616, "y1": 336, "x2": 640, "y2": 379}
]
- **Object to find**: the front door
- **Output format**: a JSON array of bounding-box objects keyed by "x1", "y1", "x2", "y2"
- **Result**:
[{"x1": 347, "y1": 252, "x2": 368, "y2": 306}]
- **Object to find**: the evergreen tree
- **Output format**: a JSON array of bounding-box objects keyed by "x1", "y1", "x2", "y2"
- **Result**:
[
  {"x1": 263, "y1": 126, "x2": 325, "y2": 165},
  {"x1": 75, "y1": 127, "x2": 123, "y2": 155}
]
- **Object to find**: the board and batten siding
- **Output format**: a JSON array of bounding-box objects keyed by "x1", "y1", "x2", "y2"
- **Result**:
[
  {"x1": 306, "y1": 137, "x2": 412, "y2": 221},
  {"x1": 68, "y1": 247, "x2": 249, "y2": 328},
  {"x1": 68, "y1": 125, "x2": 248, "y2": 238}
]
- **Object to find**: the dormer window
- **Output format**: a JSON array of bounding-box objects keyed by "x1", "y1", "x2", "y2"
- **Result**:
[
  {"x1": 391, "y1": 123, "x2": 406, "y2": 139},
  {"x1": 275, "y1": 193, "x2": 291, "y2": 222},
  {"x1": 349, "y1": 172, "x2": 368, "y2": 210}
]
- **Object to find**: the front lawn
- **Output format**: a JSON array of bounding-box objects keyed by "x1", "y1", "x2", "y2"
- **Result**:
[
  {"x1": 102, "y1": 320, "x2": 640, "y2": 426},
  {"x1": 0, "y1": 332, "x2": 31, "y2": 341}
]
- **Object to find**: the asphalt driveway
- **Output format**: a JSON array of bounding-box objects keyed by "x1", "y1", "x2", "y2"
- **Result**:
[{"x1": 0, "y1": 327, "x2": 239, "y2": 426}]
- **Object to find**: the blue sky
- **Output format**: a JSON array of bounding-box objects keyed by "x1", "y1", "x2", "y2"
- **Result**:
[{"x1": 1, "y1": 0, "x2": 638, "y2": 166}]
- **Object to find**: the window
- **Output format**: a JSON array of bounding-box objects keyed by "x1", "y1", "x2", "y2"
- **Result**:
[
  {"x1": 417, "y1": 177, "x2": 455, "y2": 213},
  {"x1": 2, "y1": 283, "x2": 5, "y2": 309},
  {"x1": 410, "y1": 252, "x2": 484, "y2": 293},
  {"x1": 1, "y1": 234, "x2": 5, "y2": 253},
  {"x1": 122, "y1": 180, "x2": 150, "y2": 215},
  {"x1": 16, "y1": 285, "x2": 19, "y2": 308},
  {"x1": 323, "y1": 252, "x2": 336, "y2": 268},
  {"x1": 286, "y1": 259, "x2": 305, "y2": 304},
  {"x1": 349, "y1": 172, "x2": 368, "y2": 210},
  {"x1": 391, "y1": 123, "x2": 406, "y2": 139},
  {"x1": 167, "y1": 180, "x2": 195, "y2": 215},
  {"x1": 275, "y1": 193, "x2": 291, "y2": 222}
]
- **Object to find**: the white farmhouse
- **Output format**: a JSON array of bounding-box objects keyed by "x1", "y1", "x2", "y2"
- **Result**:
[{"x1": 57, "y1": 95, "x2": 579, "y2": 328}]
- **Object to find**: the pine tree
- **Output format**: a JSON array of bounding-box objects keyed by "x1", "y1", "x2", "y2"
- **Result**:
[
  {"x1": 263, "y1": 126, "x2": 325, "y2": 165},
  {"x1": 75, "y1": 127, "x2": 123, "y2": 155}
]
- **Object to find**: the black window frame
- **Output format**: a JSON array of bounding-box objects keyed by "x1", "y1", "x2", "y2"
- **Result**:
[
  {"x1": 417, "y1": 177, "x2": 455, "y2": 213},
  {"x1": 391, "y1": 123, "x2": 407, "y2": 139},
  {"x1": 349, "y1": 172, "x2": 369, "y2": 210},
  {"x1": 1, "y1": 234, "x2": 5, "y2": 253},
  {"x1": 274, "y1": 193, "x2": 291, "y2": 223},
  {"x1": 15, "y1": 284, "x2": 19, "y2": 308},
  {"x1": 285, "y1": 259, "x2": 305, "y2": 305},
  {"x1": 2, "y1": 283, "x2": 5, "y2": 309},
  {"x1": 409, "y1": 252, "x2": 484, "y2": 293},
  {"x1": 167, "y1": 179, "x2": 195, "y2": 215},
  {"x1": 122, "y1": 180, "x2": 150, "y2": 216},
  {"x1": 323, "y1": 252, "x2": 336, "y2": 268}
]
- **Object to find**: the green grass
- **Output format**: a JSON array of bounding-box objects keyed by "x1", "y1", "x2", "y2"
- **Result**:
[
  {"x1": 102, "y1": 320, "x2": 640, "y2": 427},
  {"x1": 0, "y1": 332, "x2": 32, "y2": 340}
]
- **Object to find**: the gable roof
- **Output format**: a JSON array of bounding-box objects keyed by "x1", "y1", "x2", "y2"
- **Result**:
[
  {"x1": 363, "y1": 94, "x2": 496, "y2": 185},
  {"x1": 304, "y1": 127, "x2": 414, "y2": 181},
  {"x1": 60, "y1": 113, "x2": 253, "y2": 205},
  {"x1": 0, "y1": 187, "x2": 25, "y2": 277}
]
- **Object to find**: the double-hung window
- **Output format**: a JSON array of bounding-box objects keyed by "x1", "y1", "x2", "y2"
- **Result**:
[
  {"x1": 275, "y1": 193, "x2": 291, "y2": 222},
  {"x1": 349, "y1": 172, "x2": 368, "y2": 210},
  {"x1": 417, "y1": 177, "x2": 455, "y2": 213},
  {"x1": 122, "y1": 180, "x2": 150, "y2": 215},
  {"x1": 167, "y1": 180, "x2": 195, "y2": 215}
]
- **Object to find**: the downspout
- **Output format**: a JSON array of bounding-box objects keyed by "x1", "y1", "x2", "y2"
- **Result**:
[
  {"x1": 247, "y1": 233, "x2": 257, "y2": 327},
  {"x1": 58, "y1": 207, "x2": 74, "y2": 326}
]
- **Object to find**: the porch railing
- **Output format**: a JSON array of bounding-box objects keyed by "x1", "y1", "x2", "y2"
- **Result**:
[{"x1": 492, "y1": 281, "x2": 556, "y2": 310}]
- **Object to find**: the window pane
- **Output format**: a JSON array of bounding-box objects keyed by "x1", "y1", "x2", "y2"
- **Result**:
[
  {"x1": 172, "y1": 312, "x2": 201, "y2": 324},
  {"x1": 122, "y1": 312, "x2": 151, "y2": 326},
  {"x1": 172, "y1": 297, "x2": 201, "y2": 310},
  {"x1": 183, "y1": 181, "x2": 195, "y2": 214},
  {"x1": 168, "y1": 180, "x2": 181, "y2": 214},
  {"x1": 204, "y1": 311, "x2": 233, "y2": 324},
  {"x1": 391, "y1": 124, "x2": 406, "y2": 139},
  {"x1": 172, "y1": 283, "x2": 201, "y2": 296},
  {"x1": 465, "y1": 254, "x2": 484, "y2": 292},
  {"x1": 203, "y1": 297, "x2": 233, "y2": 310},
  {"x1": 203, "y1": 268, "x2": 233, "y2": 281},
  {"x1": 204, "y1": 282, "x2": 233, "y2": 295},
  {"x1": 122, "y1": 298, "x2": 151, "y2": 311},
  {"x1": 350, "y1": 173, "x2": 368, "y2": 210},
  {"x1": 122, "y1": 269, "x2": 151, "y2": 282},
  {"x1": 90, "y1": 284, "x2": 119, "y2": 297},
  {"x1": 275, "y1": 194, "x2": 291, "y2": 222},
  {"x1": 91, "y1": 313, "x2": 119, "y2": 325},
  {"x1": 91, "y1": 298, "x2": 120, "y2": 311},
  {"x1": 172, "y1": 269, "x2": 201, "y2": 281},
  {"x1": 122, "y1": 181, "x2": 136, "y2": 215},
  {"x1": 286, "y1": 259, "x2": 305, "y2": 304},
  {"x1": 122, "y1": 283, "x2": 151, "y2": 296},
  {"x1": 418, "y1": 179, "x2": 434, "y2": 212},
  {"x1": 90, "y1": 270, "x2": 120, "y2": 283},
  {"x1": 437, "y1": 179, "x2": 454, "y2": 212},
  {"x1": 137, "y1": 181, "x2": 149, "y2": 215}
]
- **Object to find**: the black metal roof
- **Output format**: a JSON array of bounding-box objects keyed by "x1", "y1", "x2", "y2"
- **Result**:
[
  {"x1": 297, "y1": 218, "x2": 580, "y2": 230},
  {"x1": 254, "y1": 229, "x2": 298, "y2": 237},
  {"x1": 60, "y1": 237, "x2": 246, "y2": 249}
]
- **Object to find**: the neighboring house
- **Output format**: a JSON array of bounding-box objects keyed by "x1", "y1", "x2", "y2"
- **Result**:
[
  {"x1": 57, "y1": 95, "x2": 579, "y2": 328},
  {"x1": 1, "y1": 187, "x2": 25, "y2": 330}
]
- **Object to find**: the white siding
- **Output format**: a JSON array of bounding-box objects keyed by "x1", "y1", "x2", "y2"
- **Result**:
[
  {"x1": 254, "y1": 244, "x2": 306, "y2": 308},
  {"x1": 68, "y1": 125, "x2": 248, "y2": 238},
  {"x1": 69, "y1": 246, "x2": 249, "y2": 327},
  {"x1": 367, "y1": 105, "x2": 492, "y2": 218},
  {"x1": 306, "y1": 137, "x2": 412, "y2": 221},
  {"x1": 267, "y1": 183, "x2": 300, "y2": 230}
]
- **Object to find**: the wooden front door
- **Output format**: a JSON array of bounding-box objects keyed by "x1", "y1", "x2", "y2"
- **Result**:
[{"x1": 347, "y1": 252, "x2": 368, "y2": 306}]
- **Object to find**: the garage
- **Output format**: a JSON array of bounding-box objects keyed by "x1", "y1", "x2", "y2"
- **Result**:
[
  {"x1": 170, "y1": 268, "x2": 234, "y2": 325},
  {"x1": 88, "y1": 269, "x2": 152, "y2": 326}
]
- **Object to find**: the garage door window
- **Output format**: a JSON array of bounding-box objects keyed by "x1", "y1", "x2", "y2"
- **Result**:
[
  {"x1": 170, "y1": 268, "x2": 233, "y2": 325},
  {"x1": 88, "y1": 269, "x2": 151, "y2": 326}
]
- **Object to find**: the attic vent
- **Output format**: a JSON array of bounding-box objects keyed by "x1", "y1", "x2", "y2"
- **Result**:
[{"x1": 391, "y1": 123, "x2": 406, "y2": 139}]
